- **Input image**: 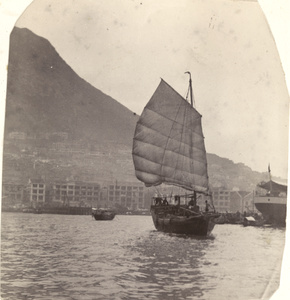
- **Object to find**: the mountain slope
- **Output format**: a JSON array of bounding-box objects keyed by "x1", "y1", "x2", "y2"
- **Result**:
[
  {"x1": 5, "y1": 27, "x2": 138, "y2": 144},
  {"x1": 3, "y1": 27, "x2": 285, "y2": 190}
]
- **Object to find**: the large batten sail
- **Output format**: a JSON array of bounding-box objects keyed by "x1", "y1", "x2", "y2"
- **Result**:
[{"x1": 132, "y1": 79, "x2": 209, "y2": 193}]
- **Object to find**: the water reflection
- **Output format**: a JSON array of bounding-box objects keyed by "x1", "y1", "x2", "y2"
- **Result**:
[
  {"x1": 116, "y1": 230, "x2": 214, "y2": 299},
  {"x1": 1, "y1": 214, "x2": 285, "y2": 300}
]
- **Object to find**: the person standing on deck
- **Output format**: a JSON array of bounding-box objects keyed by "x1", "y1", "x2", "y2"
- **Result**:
[
  {"x1": 188, "y1": 192, "x2": 197, "y2": 207},
  {"x1": 205, "y1": 200, "x2": 211, "y2": 212}
]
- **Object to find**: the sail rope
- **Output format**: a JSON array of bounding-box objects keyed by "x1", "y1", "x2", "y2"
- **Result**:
[
  {"x1": 185, "y1": 86, "x2": 190, "y2": 103},
  {"x1": 209, "y1": 194, "x2": 216, "y2": 212},
  {"x1": 153, "y1": 186, "x2": 161, "y2": 197},
  {"x1": 159, "y1": 96, "x2": 184, "y2": 183},
  {"x1": 169, "y1": 102, "x2": 188, "y2": 203},
  {"x1": 176, "y1": 96, "x2": 193, "y2": 200}
]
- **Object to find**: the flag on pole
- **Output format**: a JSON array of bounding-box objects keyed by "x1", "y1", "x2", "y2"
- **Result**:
[{"x1": 268, "y1": 163, "x2": 272, "y2": 186}]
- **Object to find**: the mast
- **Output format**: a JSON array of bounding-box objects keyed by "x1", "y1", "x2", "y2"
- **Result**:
[
  {"x1": 185, "y1": 71, "x2": 194, "y2": 107},
  {"x1": 268, "y1": 163, "x2": 272, "y2": 193}
]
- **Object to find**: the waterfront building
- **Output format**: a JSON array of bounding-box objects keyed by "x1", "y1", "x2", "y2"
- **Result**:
[
  {"x1": 242, "y1": 191, "x2": 256, "y2": 212},
  {"x1": 209, "y1": 188, "x2": 255, "y2": 213},
  {"x1": 28, "y1": 178, "x2": 46, "y2": 208},
  {"x1": 50, "y1": 181, "x2": 101, "y2": 207},
  {"x1": 106, "y1": 180, "x2": 146, "y2": 210},
  {"x1": 2, "y1": 182, "x2": 25, "y2": 207}
]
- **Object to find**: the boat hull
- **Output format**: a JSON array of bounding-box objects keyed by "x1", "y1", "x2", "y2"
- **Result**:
[
  {"x1": 243, "y1": 216, "x2": 265, "y2": 227},
  {"x1": 254, "y1": 196, "x2": 286, "y2": 226},
  {"x1": 151, "y1": 205, "x2": 218, "y2": 236},
  {"x1": 92, "y1": 209, "x2": 116, "y2": 221}
]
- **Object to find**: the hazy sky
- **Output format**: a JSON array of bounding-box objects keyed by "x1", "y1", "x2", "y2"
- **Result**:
[{"x1": 1, "y1": 0, "x2": 289, "y2": 179}]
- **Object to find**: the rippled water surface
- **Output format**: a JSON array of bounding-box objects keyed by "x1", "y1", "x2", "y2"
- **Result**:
[{"x1": 1, "y1": 213, "x2": 285, "y2": 300}]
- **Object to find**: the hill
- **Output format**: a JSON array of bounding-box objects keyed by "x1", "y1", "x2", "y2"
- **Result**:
[
  {"x1": 2, "y1": 27, "x2": 285, "y2": 191},
  {"x1": 5, "y1": 27, "x2": 138, "y2": 144}
]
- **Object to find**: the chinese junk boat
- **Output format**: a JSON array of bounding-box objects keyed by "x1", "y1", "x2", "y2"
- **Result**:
[
  {"x1": 254, "y1": 166, "x2": 287, "y2": 226},
  {"x1": 132, "y1": 73, "x2": 220, "y2": 236},
  {"x1": 92, "y1": 208, "x2": 116, "y2": 221}
]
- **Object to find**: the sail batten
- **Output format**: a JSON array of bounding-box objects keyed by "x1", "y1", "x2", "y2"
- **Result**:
[
  {"x1": 133, "y1": 148, "x2": 208, "y2": 176},
  {"x1": 134, "y1": 116, "x2": 206, "y2": 152},
  {"x1": 144, "y1": 106, "x2": 202, "y2": 127},
  {"x1": 133, "y1": 137, "x2": 207, "y2": 163},
  {"x1": 132, "y1": 79, "x2": 209, "y2": 193}
]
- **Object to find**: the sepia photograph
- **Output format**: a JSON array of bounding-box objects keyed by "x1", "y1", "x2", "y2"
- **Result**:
[{"x1": 1, "y1": 0, "x2": 289, "y2": 299}]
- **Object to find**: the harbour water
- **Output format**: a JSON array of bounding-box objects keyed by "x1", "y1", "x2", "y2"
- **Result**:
[{"x1": 1, "y1": 213, "x2": 286, "y2": 300}]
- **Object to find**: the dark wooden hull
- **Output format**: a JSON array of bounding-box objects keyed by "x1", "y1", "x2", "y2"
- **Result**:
[
  {"x1": 92, "y1": 211, "x2": 116, "y2": 221},
  {"x1": 150, "y1": 205, "x2": 218, "y2": 236}
]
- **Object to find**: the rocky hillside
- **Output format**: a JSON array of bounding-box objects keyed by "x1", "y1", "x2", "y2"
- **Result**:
[
  {"x1": 3, "y1": 27, "x2": 285, "y2": 191},
  {"x1": 5, "y1": 27, "x2": 138, "y2": 145}
]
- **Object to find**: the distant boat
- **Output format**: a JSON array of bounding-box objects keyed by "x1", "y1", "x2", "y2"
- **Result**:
[
  {"x1": 243, "y1": 216, "x2": 265, "y2": 227},
  {"x1": 254, "y1": 165, "x2": 287, "y2": 226},
  {"x1": 92, "y1": 208, "x2": 116, "y2": 221},
  {"x1": 132, "y1": 73, "x2": 220, "y2": 236}
]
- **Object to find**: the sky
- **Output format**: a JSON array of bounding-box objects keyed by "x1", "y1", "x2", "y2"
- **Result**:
[
  {"x1": 0, "y1": 0, "x2": 289, "y2": 180},
  {"x1": 0, "y1": 2, "x2": 290, "y2": 296}
]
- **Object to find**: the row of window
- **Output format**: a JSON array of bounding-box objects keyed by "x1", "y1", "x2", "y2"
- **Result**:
[
  {"x1": 55, "y1": 191, "x2": 100, "y2": 196},
  {"x1": 3, "y1": 193, "x2": 22, "y2": 200},
  {"x1": 109, "y1": 197, "x2": 144, "y2": 202},
  {"x1": 215, "y1": 201, "x2": 250, "y2": 206},
  {"x1": 213, "y1": 196, "x2": 229, "y2": 200},
  {"x1": 32, "y1": 184, "x2": 44, "y2": 188},
  {"x1": 213, "y1": 191, "x2": 229, "y2": 195},
  {"x1": 31, "y1": 196, "x2": 145, "y2": 204},
  {"x1": 8, "y1": 183, "x2": 143, "y2": 192},
  {"x1": 59, "y1": 197, "x2": 100, "y2": 201},
  {"x1": 109, "y1": 185, "x2": 144, "y2": 191},
  {"x1": 109, "y1": 196, "x2": 144, "y2": 201},
  {"x1": 32, "y1": 195, "x2": 44, "y2": 200},
  {"x1": 32, "y1": 196, "x2": 101, "y2": 202},
  {"x1": 3, "y1": 186, "x2": 24, "y2": 192},
  {"x1": 109, "y1": 191, "x2": 143, "y2": 196},
  {"x1": 54, "y1": 185, "x2": 100, "y2": 190},
  {"x1": 32, "y1": 189, "x2": 44, "y2": 194}
]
